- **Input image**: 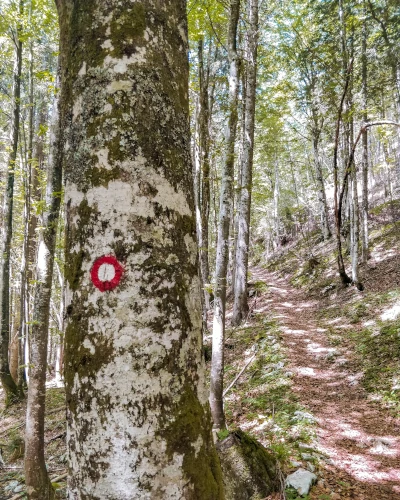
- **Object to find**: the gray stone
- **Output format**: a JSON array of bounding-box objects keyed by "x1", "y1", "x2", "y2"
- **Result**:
[
  {"x1": 293, "y1": 410, "x2": 316, "y2": 423},
  {"x1": 5, "y1": 481, "x2": 19, "y2": 492},
  {"x1": 286, "y1": 468, "x2": 317, "y2": 496},
  {"x1": 13, "y1": 484, "x2": 24, "y2": 493}
]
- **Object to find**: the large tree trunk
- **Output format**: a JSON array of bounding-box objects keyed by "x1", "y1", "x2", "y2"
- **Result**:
[
  {"x1": 210, "y1": 0, "x2": 241, "y2": 432},
  {"x1": 24, "y1": 81, "x2": 62, "y2": 500},
  {"x1": 56, "y1": 1, "x2": 224, "y2": 498},
  {"x1": 0, "y1": 5, "x2": 23, "y2": 401},
  {"x1": 232, "y1": 0, "x2": 258, "y2": 326}
]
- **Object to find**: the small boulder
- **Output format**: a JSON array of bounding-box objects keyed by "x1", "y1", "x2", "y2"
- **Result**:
[
  {"x1": 5, "y1": 481, "x2": 20, "y2": 492},
  {"x1": 286, "y1": 468, "x2": 317, "y2": 496}
]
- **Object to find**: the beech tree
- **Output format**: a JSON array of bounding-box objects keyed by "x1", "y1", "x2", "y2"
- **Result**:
[
  {"x1": 0, "y1": 0, "x2": 24, "y2": 401},
  {"x1": 55, "y1": 0, "x2": 223, "y2": 498},
  {"x1": 210, "y1": 0, "x2": 240, "y2": 431},
  {"x1": 232, "y1": 0, "x2": 259, "y2": 326}
]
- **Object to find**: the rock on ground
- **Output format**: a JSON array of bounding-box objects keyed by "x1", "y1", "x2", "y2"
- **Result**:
[{"x1": 285, "y1": 468, "x2": 317, "y2": 496}]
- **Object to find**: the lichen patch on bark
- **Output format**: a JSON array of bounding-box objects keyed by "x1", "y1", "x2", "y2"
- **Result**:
[{"x1": 57, "y1": 1, "x2": 223, "y2": 498}]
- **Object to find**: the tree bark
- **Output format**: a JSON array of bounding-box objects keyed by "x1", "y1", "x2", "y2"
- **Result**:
[
  {"x1": 198, "y1": 38, "x2": 212, "y2": 310},
  {"x1": 18, "y1": 35, "x2": 35, "y2": 393},
  {"x1": 313, "y1": 135, "x2": 331, "y2": 240},
  {"x1": 333, "y1": 59, "x2": 352, "y2": 286},
  {"x1": 232, "y1": 0, "x2": 258, "y2": 326},
  {"x1": 361, "y1": 0, "x2": 369, "y2": 264},
  {"x1": 56, "y1": 1, "x2": 224, "y2": 498},
  {"x1": 24, "y1": 79, "x2": 61, "y2": 500},
  {"x1": 351, "y1": 167, "x2": 362, "y2": 289},
  {"x1": 0, "y1": 3, "x2": 23, "y2": 401},
  {"x1": 273, "y1": 159, "x2": 280, "y2": 249},
  {"x1": 210, "y1": 0, "x2": 241, "y2": 432}
]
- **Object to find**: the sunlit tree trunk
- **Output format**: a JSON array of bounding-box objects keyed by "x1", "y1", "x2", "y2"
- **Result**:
[
  {"x1": 273, "y1": 159, "x2": 280, "y2": 249},
  {"x1": 361, "y1": 0, "x2": 369, "y2": 264},
  {"x1": 24, "y1": 85, "x2": 61, "y2": 500},
  {"x1": 232, "y1": 0, "x2": 258, "y2": 326},
  {"x1": 210, "y1": 0, "x2": 240, "y2": 431},
  {"x1": 18, "y1": 35, "x2": 35, "y2": 392},
  {"x1": 56, "y1": 1, "x2": 223, "y2": 497},
  {"x1": 351, "y1": 169, "x2": 361, "y2": 288},
  {"x1": 0, "y1": 3, "x2": 23, "y2": 401}
]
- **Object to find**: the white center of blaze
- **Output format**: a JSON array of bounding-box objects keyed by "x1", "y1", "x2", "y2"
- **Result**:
[{"x1": 98, "y1": 263, "x2": 116, "y2": 282}]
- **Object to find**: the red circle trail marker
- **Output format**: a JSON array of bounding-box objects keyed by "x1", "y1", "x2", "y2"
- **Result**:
[{"x1": 91, "y1": 255, "x2": 123, "y2": 292}]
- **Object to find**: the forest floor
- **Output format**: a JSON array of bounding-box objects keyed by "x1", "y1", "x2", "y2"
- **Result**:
[
  {"x1": 1, "y1": 202, "x2": 400, "y2": 499},
  {"x1": 250, "y1": 265, "x2": 400, "y2": 499},
  {"x1": 220, "y1": 202, "x2": 400, "y2": 499}
]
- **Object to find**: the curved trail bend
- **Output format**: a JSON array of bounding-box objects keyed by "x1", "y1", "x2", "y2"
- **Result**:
[{"x1": 252, "y1": 267, "x2": 400, "y2": 499}]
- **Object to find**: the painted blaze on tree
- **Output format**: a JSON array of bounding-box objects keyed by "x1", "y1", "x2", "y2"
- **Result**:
[{"x1": 56, "y1": 0, "x2": 223, "y2": 498}]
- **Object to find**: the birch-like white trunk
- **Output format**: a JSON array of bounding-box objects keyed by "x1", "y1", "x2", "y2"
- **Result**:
[
  {"x1": 273, "y1": 160, "x2": 280, "y2": 249},
  {"x1": 232, "y1": 0, "x2": 259, "y2": 326},
  {"x1": 56, "y1": 1, "x2": 223, "y2": 498},
  {"x1": 210, "y1": 0, "x2": 240, "y2": 431},
  {"x1": 361, "y1": 0, "x2": 369, "y2": 264}
]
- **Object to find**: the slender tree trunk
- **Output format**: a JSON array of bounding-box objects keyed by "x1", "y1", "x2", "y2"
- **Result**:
[
  {"x1": 273, "y1": 159, "x2": 280, "y2": 249},
  {"x1": 24, "y1": 105, "x2": 47, "y2": 384},
  {"x1": 232, "y1": 0, "x2": 258, "y2": 326},
  {"x1": 361, "y1": 0, "x2": 369, "y2": 264},
  {"x1": 333, "y1": 57, "x2": 352, "y2": 286},
  {"x1": 0, "y1": 5, "x2": 23, "y2": 401},
  {"x1": 9, "y1": 288, "x2": 19, "y2": 382},
  {"x1": 198, "y1": 38, "x2": 211, "y2": 310},
  {"x1": 351, "y1": 166, "x2": 361, "y2": 289},
  {"x1": 24, "y1": 84, "x2": 62, "y2": 500},
  {"x1": 231, "y1": 62, "x2": 246, "y2": 294},
  {"x1": 210, "y1": 0, "x2": 241, "y2": 431},
  {"x1": 56, "y1": 1, "x2": 224, "y2": 497},
  {"x1": 313, "y1": 135, "x2": 331, "y2": 240},
  {"x1": 18, "y1": 37, "x2": 35, "y2": 392}
]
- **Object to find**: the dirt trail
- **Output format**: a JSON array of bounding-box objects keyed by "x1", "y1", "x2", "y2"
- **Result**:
[{"x1": 252, "y1": 267, "x2": 400, "y2": 499}]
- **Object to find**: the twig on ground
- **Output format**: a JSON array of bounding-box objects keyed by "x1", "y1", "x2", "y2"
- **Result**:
[
  {"x1": 223, "y1": 349, "x2": 257, "y2": 397},
  {"x1": 46, "y1": 432, "x2": 66, "y2": 444}
]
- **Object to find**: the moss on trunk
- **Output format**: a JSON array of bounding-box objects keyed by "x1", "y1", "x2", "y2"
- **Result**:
[{"x1": 56, "y1": 1, "x2": 224, "y2": 498}]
